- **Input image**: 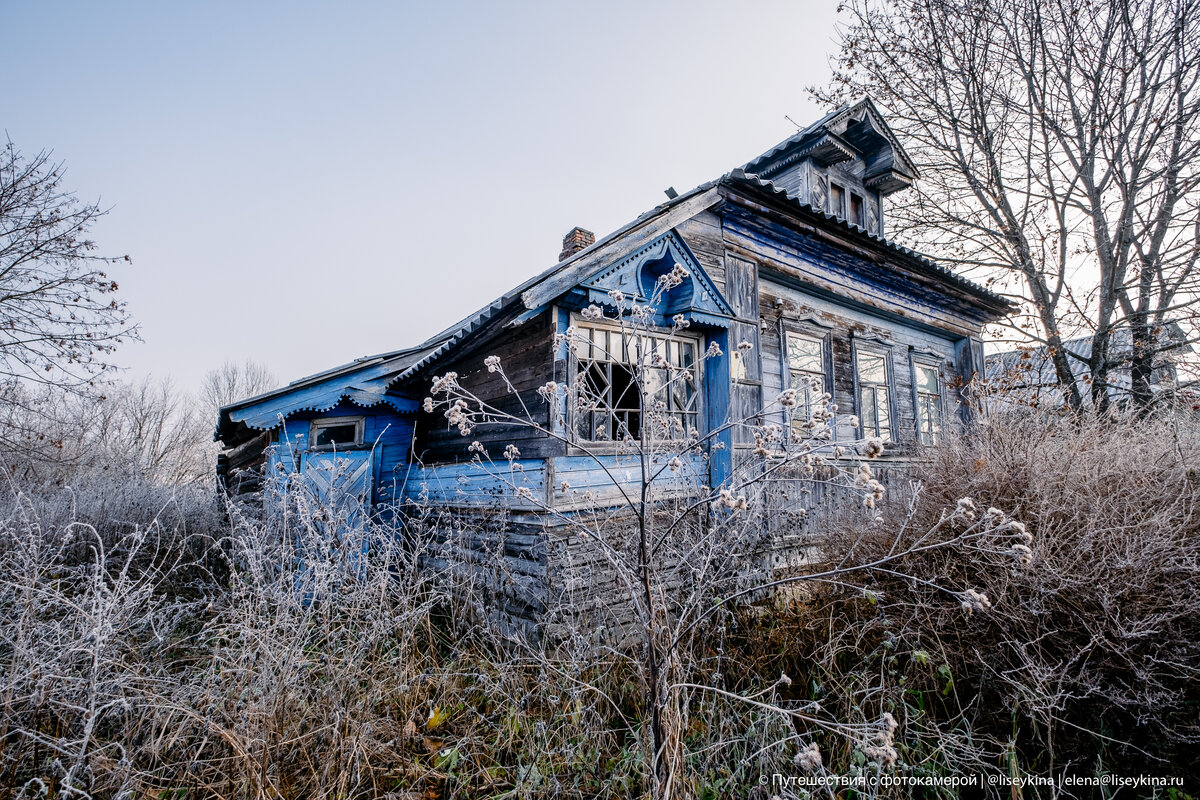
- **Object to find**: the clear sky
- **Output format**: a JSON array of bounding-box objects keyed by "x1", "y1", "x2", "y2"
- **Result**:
[{"x1": 4, "y1": 1, "x2": 841, "y2": 393}]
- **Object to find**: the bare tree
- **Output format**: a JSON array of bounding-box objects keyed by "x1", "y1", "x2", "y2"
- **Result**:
[
  {"x1": 822, "y1": 0, "x2": 1200, "y2": 411},
  {"x1": 199, "y1": 359, "x2": 276, "y2": 419},
  {"x1": 0, "y1": 377, "x2": 210, "y2": 485},
  {"x1": 0, "y1": 139, "x2": 135, "y2": 389}
]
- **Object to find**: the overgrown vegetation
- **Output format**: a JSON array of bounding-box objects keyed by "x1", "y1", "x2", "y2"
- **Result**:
[
  {"x1": 744, "y1": 410, "x2": 1200, "y2": 790},
  {"x1": 1, "y1": 408, "x2": 1196, "y2": 797}
]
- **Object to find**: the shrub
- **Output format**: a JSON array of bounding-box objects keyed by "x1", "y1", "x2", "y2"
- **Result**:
[{"x1": 753, "y1": 410, "x2": 1200, "y2": 790}]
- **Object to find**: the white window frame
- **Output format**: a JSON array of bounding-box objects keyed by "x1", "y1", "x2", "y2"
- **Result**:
[
  {"x1": 309, "y1": 416, "x2": 365, "y2": 451},
  {"x1": 568, "y1": 317, "x2": 704, "y2": 447},
  {"x1": 911, "y1": 356, "x2": 944, "y2": 446},
  {"x1": 783, "y1": 327, "x2": 832, "y2": 438},
  {"x1": 853, "y1": 342, "x2": 895, "y2": 443}
]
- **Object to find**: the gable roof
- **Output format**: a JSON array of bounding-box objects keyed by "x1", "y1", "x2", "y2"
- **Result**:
[
  {"x1": 214, "y1": 344, "x2": 433, "y2": 444},
  {"x1": 743, "y1": 98, "x2": 920, "y2": 189},
  {"x1": 215, "y1": 102, "x2": 1015, "y2": 445}
]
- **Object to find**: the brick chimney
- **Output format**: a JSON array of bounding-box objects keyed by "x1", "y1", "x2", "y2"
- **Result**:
[{"x1": 559, "y1": 226, "x2": 595, "y2": 261}]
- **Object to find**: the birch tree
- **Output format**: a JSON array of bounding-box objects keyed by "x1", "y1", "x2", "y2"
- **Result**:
[{"x1": 823, "y1": 0, "x2": 1200, "y2": 411}]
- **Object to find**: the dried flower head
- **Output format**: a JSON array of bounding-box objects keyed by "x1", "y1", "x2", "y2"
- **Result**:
[
  {"x1": 955, "y1": 497, "x2": 978, "y2": 521},
  {"x1": 863, "y1": 744, "x2": 898, "y2": 769},
  {"x1": 715, "y1": 488, "x2": 749, "y2": 511},
  {"x1": 862, "y1": 437, "x2": 885, "y2": 458},
  {"x1": 504, "y1": 444, "x2": 520, "y2": 461},
  {"x1": 580, "y1": 304, "x2": 604, "y2": 321},
  {"x1": 1010, "y1": 543, "x2": 1034, "y2": 565},
  {"x1": 430, "y1": 372, "x2": 459, "y2": 394},
  {"x1": 793, "y1": 742, "x2": 822, "y2": 771},
  {"x1": 484, "y1": 355, "x2": 501, "y2": 373},
  {"x1": 960, "y1": 588, "x2": 992, "y2": 614}
]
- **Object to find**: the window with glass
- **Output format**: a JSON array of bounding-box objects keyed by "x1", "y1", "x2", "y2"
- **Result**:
[
  {"x1": 310, "y1": 417, "x2": 364, "y2": 450},
  {"x1": 574, "y1": 325, "x2": 700, "y2": 442},
  {"x1": 914, "y1": 362, "x2": 942, "y2": 445},
  {"x1": 785, "y1": 332, "x2": 827, "y2": 429},
  {"x1": 856, "y1": 349, "x2": 892, "y2": 442}
]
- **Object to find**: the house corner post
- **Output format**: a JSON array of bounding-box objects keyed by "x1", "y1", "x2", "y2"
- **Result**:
[
  {"x1": 955, "y1": 336, "x2": 986, "y2": 424},
  {"x1": 706, "y1": 328, "x2": 733, "y2": 489}
]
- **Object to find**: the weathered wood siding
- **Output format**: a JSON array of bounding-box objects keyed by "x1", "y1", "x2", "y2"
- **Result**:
[
  {"x1": 400, "y1": 453, "x2": 706, "y2": 512},
  {"x1": 412, "y1": 310, "x2": 560, "y2": 465},
  {"x1": 262, "y1": 399, "x2": 415, "y2": 517},
  {"x1": 679, "y1": 188, "x2": 970, "y2": 451}
]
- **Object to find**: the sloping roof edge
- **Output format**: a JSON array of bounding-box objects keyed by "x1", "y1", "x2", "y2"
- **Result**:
[
  {"x1": 723, "y1": 170, "x2": 1013, "y2": 316},
  {"x1": 743, "y1": 98, "x2": 920, "y2": 183},
  {"x1": 215, "y1": 344, "x2": 436, "y2": 443},
  {"x1": 385, "y1": 184, "x2": 728, "y2": 388}
]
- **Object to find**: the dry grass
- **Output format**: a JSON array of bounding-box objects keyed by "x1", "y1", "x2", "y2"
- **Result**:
[{"x1": 743, "y1": 409, "x2": 1200, "y2": 792}]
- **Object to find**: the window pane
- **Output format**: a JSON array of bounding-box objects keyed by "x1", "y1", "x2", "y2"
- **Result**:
[
  {"x1": 916, "y1": 364, "x2": 939, "y2": 394},
  {"x1": 876, "y1": 387, "x2": 891, "y2": 440},
  {"x1": 858, "y1": 352, "x2": 887, "y2": 384},
  {"x1": 862, "y1": 390, "x2": 877, "y2": 436},
  {"x1": 787, "y1": 334, "x2": 823, "y2": 374},
  {"x1": 314, "y1": 423, "x2": 357, "y2": 448},
  {"x1": 643, "y1": 367, "x2": 667, "y2": 408}
]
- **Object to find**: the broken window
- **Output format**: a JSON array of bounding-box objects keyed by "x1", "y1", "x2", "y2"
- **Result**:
[
  {"x1": 573, "y1": 324, "x2": 700, "y2": 443},
  {"x1": 310, "y1": 416, "x2": 364, "y2": 450}
]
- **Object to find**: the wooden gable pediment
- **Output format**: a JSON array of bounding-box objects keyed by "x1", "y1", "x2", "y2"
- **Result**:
[{"x1": 575, "y1": 231, "x2": 734, "y2": 326}]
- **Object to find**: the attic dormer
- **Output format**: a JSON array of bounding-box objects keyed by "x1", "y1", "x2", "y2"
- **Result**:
[{"x1": 740, "y1": 99, "x2": 918, "y2": 236}]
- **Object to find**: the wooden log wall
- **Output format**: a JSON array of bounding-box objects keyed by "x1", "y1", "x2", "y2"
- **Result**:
[{"x1": 412, "y1": 310, "x2": 561, "y2": 465}]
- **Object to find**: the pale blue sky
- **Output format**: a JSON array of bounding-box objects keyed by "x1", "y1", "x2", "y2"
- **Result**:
[{"x1": 5, "y1": 1, "x2": 840, "y2": 392}]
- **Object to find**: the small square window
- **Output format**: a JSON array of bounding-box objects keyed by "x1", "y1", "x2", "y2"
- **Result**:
[{"x1": 310, "y1": 417, "x2": 364, "y2": 449}]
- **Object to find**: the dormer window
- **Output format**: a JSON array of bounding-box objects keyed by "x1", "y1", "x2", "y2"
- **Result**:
[
  {"x1": 850, "y1": 192, "x2": 864, "y2": 227},
  {"x1": 830, "y1": 182, "x2": 846, "y2": 218}
]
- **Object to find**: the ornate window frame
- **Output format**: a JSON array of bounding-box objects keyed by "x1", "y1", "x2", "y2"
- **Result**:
[{"x1": 567, "y1": 316, "x2": 705, "y2": 448}]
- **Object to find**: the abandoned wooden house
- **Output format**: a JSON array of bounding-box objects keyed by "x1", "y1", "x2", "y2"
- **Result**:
[{"x1": 215, "y1": 100, "x2": 1013, "y2": 618}]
